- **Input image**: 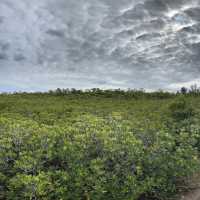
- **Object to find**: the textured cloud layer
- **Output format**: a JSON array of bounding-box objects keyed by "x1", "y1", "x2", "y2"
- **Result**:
[{"x1": 0, "y1": 0, "x2": 200, "y2": 91}]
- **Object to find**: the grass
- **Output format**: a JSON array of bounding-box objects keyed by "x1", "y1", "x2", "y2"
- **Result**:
[{"x1": 0, "y1": 92, "x2": 199, "y2": 199}]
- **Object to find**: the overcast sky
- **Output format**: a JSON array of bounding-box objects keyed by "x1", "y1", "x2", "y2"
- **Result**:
[{"x1": 0, "y1": 0, "x2": 200, "y2": 91}]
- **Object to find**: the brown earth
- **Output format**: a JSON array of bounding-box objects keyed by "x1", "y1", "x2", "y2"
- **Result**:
[
  {"x1": 180, "y1": 189, "x2": 200, "y2": 200},
  {"x1": 179, "y1": 174, "x2": 200, "y2": 200}
]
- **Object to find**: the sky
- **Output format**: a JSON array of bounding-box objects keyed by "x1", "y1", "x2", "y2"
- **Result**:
[{"x1": 0, "y1": 0, "x2": 200, "y2": 92}]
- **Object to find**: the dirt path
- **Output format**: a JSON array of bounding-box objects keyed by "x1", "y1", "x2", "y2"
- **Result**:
[
  {"x1": 180, "y1": 188, "x2": 200, "y2": 200},
  {"x1": 179, "y1": 174, "x2": 200, "y2": 200}
]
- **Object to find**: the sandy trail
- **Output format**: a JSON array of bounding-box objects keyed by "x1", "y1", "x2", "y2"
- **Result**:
[
  {"x1": 179, "y1": 174, "x2": 200, "y2": 200},
  {"x1": 180, "y1": 188, "x2": 200, "y2": 200}
]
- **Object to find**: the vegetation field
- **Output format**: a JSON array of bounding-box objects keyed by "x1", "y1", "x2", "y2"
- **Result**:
[{"x1": 0, "y1": 89, "x2": 200, "y2": 200}]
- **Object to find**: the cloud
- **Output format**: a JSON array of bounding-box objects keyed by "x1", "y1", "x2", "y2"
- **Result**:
[
  {"x1": 0, "y1": 16, "x2": 4, "y2": 24},
  {"x1": 13, "y1": 53, "x2": 26, "y2": 61},
  {"x1": 0, "y1": 41, "x2": 10, "y2": 51},
  {"x1": 0, "y1": 0, "x2": 200, "y2": 91},
  {"x1": 0, "y1": 53, "x2": 8, "y2": 60},
  {"x1": 46, "y1": 29, "x2": 66, "y2": 38}
]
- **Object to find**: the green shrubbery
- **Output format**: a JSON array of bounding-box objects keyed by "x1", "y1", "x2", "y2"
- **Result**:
[
  {"x1": 168, "y1": 97, "x2": 195, "y2": 122},
  {"x1": 0, "y1": 115, "x2": 199, "y2": 199},
  {"x1": 0, "y1": 93, "x2": 200, "y2": 199}
]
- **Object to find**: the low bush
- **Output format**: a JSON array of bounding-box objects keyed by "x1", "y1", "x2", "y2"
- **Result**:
[
  {"x1": 168, "y1": 98, "x2": 194, "y2": 122},
  {"x1": 0, "y1": 115, "x2": 199, "y2": 200}
]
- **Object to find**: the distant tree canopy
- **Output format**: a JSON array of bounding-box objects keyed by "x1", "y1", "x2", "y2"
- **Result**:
[
  {"x1": 46, "y1": 84, "x2": 200, "y2": 98},
  {"x1": 2, "y1": 84, "x2": 200, "y2": 99}
]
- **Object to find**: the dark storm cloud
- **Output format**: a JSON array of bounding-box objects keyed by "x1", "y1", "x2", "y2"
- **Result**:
[
  {"x1": 0, "y1": 0, "x2": 200, "y2": 91},
  {"x1": 46, "y1": 29, "x2": 65, "y2": 38},
  {"x1": 0, "y1": 42, "x2": 10, "y2": 51},
  {"x1": 144, "y1": 0, "x2": 168, "y2": 15},
  {"x1": 14, "y1": 53, "x2": 26, "y2": 61},
  {"x1": 0, "y1": 53, "x2": 8, "y2": 60},
  {"x1": 0, "y1": 16, "x2": 4, "y2": 24},
  {"x1": 185, "y1": 7, "x2": 200, "y2": 21}
]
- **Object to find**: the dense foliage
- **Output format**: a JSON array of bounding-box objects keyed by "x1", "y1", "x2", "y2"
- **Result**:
[{"x1": 0, "y1": 90, "x2": 200, "y2": 200}]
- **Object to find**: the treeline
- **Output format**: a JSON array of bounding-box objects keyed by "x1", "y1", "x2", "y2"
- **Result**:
[
  {"x1": 2, "y1": 84, "x2": 200, "y2": 99},
  {"x1": 48, "y1": 88, "x2": 174, "y2": 99},
  {"x1": 49, "y1": 84, "x2": 200, "y2": 97}
]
